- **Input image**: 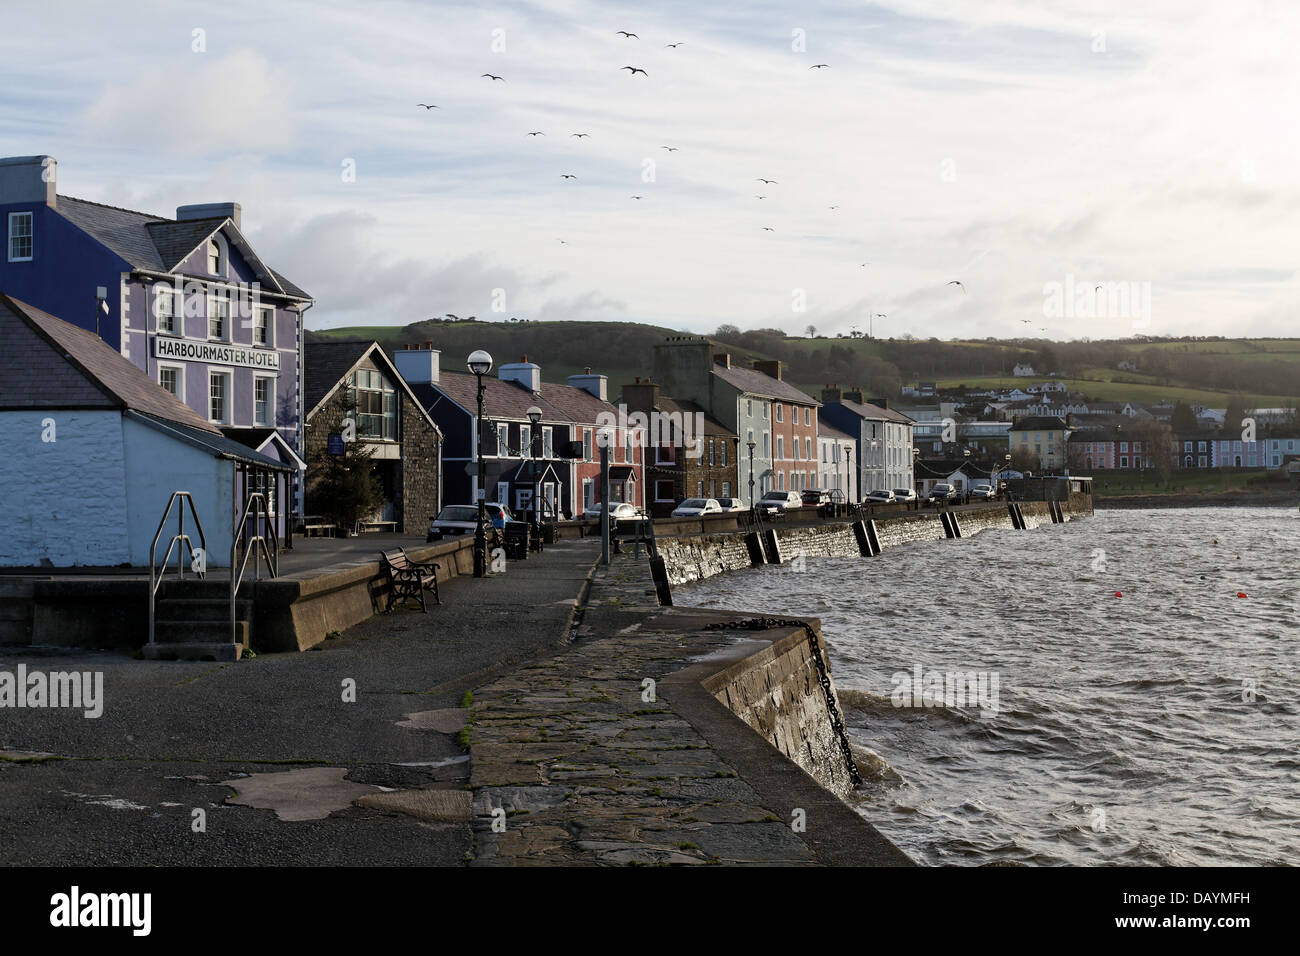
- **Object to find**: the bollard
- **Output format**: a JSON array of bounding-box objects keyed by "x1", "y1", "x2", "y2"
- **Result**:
[
  {"x1": 745, "y1": 530, "x2": 767, "y2": 566},
  {"x1": 649, "y1": 554, "x2": 673, "y2": 606}
]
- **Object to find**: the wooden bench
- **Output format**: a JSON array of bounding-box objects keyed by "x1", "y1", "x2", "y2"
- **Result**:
[
  {"x1": 361, "y1": 520, "x2": 398, "y2": 533},
  {"x1": 380, "y1": 548, "x2": 441, "y2": 613}
]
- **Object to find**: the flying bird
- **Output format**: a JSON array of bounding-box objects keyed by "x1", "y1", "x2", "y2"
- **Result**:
[
  {"x1": 630, "y1": 195, "x2": 643, "y2": 200},
  {"x1": 829, "y1": 205, "x2": 840, "y2": 210},
  {"x1": 560, "y1": 174, "x2": 577, "y2": 179},
  {"x1": 527, "y1": 131, "x2": 545, "y2": 136},
  {"x1": 762, "y1": 226, "x2": 775, "y2": 231},
  {"x1": 666, "y1": 42, "x2": 684, "y2": 48},
  {"x1": 558, "y1": 239, "x2": 568, "y2": 245},
  {"x1": 661, "y1": 146, "x2": 678, "y2": 151},
  {"x1": 571, "y1": 132, "x2": 590, "y2": 138},
  {"x1": 757, "y1": 178, "x2": 777, "y2": 184},
  {"x1": 481, "y1": 73, "x2": 504, "y2": 81},
  {"x1": 948, "y1": 280, "x2": 965, "y2": 291},
  {"x1": 616, "y1": 31, "x2": 638, "y2": 38},
  {"x1": 416, "y1": 103, "x2": 439, "y2": 109},
  {"x1": 860, "y1": 262, "x2": 870, "y2": 267},
  {"x1": 621, "y1": 66, "x2": 648, "y2": 76},
  {"x1": 754, "y1": 195, "x2": 766, "y2": 199},
  {"x1": 810, "y1": 64, "x2": 830, "y2": 69}
]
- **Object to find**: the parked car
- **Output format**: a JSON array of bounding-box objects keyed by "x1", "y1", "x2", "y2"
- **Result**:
[
  {"x1": 427, "y1": 503, "x2": 515, "y2": 541},
  {"x1": 969, "y1": 483, "x2": 995, "y2": 500},
  {"x1": 583, "y1": 501, "x2": 645, "y2": 520},
  {"x1": 671, "y1": 498, "x2": 722, "y2": 517},
  {"x1": 893, "y1": 488, "x2": 918, "y2": 503},
  {"x1": 928, "y1": 483, "x2": 957, "y2": 503},
  {"x1": 715, "y1": 497, "x2": 749, "y2": 512},
  {"x1": 865, "y1": 489, "x2": 896, "y2": 503},
  {"x1": 757, "y1": 490, "x2": 802, "y2": 515},
  {"x1": 800, "y1": 489, "x2": 831, "y2": 507}
]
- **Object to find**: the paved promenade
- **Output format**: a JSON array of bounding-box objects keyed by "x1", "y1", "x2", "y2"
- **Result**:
[{"x1": 1, "y1": 533, "x2": 909, "y2": 866}]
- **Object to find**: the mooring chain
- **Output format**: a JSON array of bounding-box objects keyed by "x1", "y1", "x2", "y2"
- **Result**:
[{"x1": 705, "y1": 618, "x2": 863, "y2": 788}]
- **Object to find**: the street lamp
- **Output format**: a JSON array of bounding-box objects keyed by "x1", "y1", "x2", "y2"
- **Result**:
[
  {"x1": 468, "y1": 349, "x2": 493, "y2": 577},
  {"x1": 527, "y1": 405, "x2": 543, "y2": 551},
  {"x1": 747, "y1": 439, "x2": 757, "y2": 524}
]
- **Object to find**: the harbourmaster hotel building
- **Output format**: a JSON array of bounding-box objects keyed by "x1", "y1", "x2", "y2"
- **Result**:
[{"x1": 0, "y1": 155, "x2": 313, "y2": 509}]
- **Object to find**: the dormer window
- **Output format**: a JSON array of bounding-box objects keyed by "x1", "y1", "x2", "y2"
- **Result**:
[{"x1": 7, "y1": 212, "x2": 33, "y2": 262}]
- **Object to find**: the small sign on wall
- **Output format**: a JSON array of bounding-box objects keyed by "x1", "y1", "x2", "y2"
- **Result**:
[{"x1": 327, "y1": 434, "x2": 345, "y2": 455}]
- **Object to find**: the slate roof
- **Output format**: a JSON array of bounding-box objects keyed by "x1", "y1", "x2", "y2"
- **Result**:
[
  {"x1": 828, "y1": 398, "x2": 915, "y2": 425},
  {"x1": 644, "y1": 395, "x2": 736, "y2": 439},
  {"x1": 128, "y1": 412, "x2": 290, "y2": 471},
  {"x1": 0, "y1": 292, "x2": 217, "y2": 432},
  {"x1": 818, "y1": 421, "x2": 857, "y2": 442},
  {"x1": 52, "y1": 195, "x2": 311, "y2": 300},
  {"x1": 712, "y1": 364, "x2": 820, "y2": 405},
  {"x1": 1011, "y1": 416, "x2": 1070, "y2": 431},
  {"x1": 413, "y1": 371, "x2": 573, "y2": 424}
]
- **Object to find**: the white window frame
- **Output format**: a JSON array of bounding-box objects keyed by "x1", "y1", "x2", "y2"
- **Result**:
[
  {"x1": 208, "y1": 369, "x2": 231, "y2": 424},
  {"x1": 520, "y1": 424, "x2": 531, "y2": 458},
  {"x1": 254, "y1": 375, "x2": 275, "y2": 427},
  {"x1": 207, "y1": 294, "x2": 231, "y2": 341},
  {"x1": 154, "y1": 285, "x2": 179, "y2": 335},
  {"x1": 497, "y1": 423, "x2": 509, "y2": 457},
  {"x1": 207, "y1": 235, "x2": 227, "y2": 277},
  {"x1": 252, "y1": 304, "x2": 274, "y2": 347},
  {"x1": 775, "y1": 404, "x2": 784, "y2": 423},
  {"x1": 158, "y1": 362, "x2": 184, "y2": 399},
  {"x1": 7, "y1": 211, "x2": 32, "y2": 262}
]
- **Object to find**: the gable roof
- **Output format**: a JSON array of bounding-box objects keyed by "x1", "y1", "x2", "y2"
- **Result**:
[
  {"x1": 412, "y1": 371, "x2": 573, "y2": 424},
  {"x1": 303, "y1": 340, "x2": 441, "y2": 437},
  {"x1": 712, "y1": 364, "x2": 819, "y2": 405},
  {"x1": 52, "y1": 196, "x2": 310, "y2": 301},
  {"x1": 1011, "y1": 416, "x2": 1070, "y2": 431},
  {"x1": 0, "y1": 292, "x2": 218, "y2": 432}
]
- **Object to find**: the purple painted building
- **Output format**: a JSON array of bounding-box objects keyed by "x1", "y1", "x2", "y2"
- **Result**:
[{"x1": 0, "y1": 155, "x2": 312, "y2": 513}]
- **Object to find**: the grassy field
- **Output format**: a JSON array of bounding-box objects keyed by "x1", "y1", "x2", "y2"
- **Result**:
[{"x1": 1088, "y1": 469, "x2": 1272, "y2": 496}]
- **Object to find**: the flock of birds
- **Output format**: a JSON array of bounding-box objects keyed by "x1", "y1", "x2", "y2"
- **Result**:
[{"x1": 414, "y1": 28, "x2": 975, "y2": 334}]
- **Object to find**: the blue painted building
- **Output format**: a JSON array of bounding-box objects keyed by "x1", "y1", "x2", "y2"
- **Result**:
[{"x1": 0, "y1": 155, "x2": 312, "y2": 512}]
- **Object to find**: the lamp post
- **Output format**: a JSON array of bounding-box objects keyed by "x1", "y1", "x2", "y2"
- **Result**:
[
  {"x1": 746, "y1": 439, "x2": 757, "y2": 524},
  {"x1": 527, "y1": 405, "x2": 542, "y2": 552},
  {"x1": 468, "y1": 349, "x2": 493, "y2": 577}
]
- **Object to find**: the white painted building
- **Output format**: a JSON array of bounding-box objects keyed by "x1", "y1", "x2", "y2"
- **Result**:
[
  {"x1": 816, "y1": 424, "x2": 857, "y2": 501},
  {"x1": 0, "y1": 293, "x2": 290, "y2": 567}
]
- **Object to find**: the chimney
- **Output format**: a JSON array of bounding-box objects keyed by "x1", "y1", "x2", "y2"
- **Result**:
[
  {"x1": 622, "y1": 380, "x2": 660, "y2": 413},
  {"x1": 844, "y1": 388, "x2": 864, "y2": 403},
  {"x1": 499, "y1": 358, "x2": 541, "y2": 392},
  {"x1": 821, "y1": 386, "x2": 843, "y2": 404},
  {"x1": 568, "y1": 371, "x2": 608, "y2": 401},
  {"x1": 393, "y1": 343, "x2": 441, "y2": 385},
  {"x1": 0, "y1": 155, "x2": 57, "y2": 207},
  {"x1": 713, "y1": 352, "x2": 731, "y2": 369},
  {"x1": 177, "y1": 202, "x2": 242, "y2": 230},
  {"x1": 869, "y1": 397, "x2": 889, "y2": 409},
  {"x1": 753, "y1": 359, "x2": 782, "y2": 380}
]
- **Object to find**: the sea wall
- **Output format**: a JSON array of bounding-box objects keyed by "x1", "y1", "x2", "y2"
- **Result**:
[
  {"x1": 655, "y1": 497, "x2": 1090, "y2": 593},
  {"x1": 701, "y1": 623, "x2": 858, "y2": 798}
]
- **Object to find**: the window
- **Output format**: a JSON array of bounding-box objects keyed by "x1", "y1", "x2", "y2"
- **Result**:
[
  {"x1": 1119, "y1": 442, "x2": 1128, "y2": 452},
  {"x1": 747, "y1": 400, "x2": 753, "y2": 417},
  {"x1": 209, "y1": 371, "x2": 230, "y2": 423},
  {"x1": 583, "y1": 428, "x2": 593, "y2": 461},
  {"x1": 777, "y1": 472, "x2": 784, "y2": 490},
  {"x1": 763, "y1": 432, "x2": 770, "y2": 457},
  {"x1": 158, "y1": 364, "x2": 182, "y2": 398},
  {"x1": 720, "y1": 442, "x2": 726, "y2": 467},
  {"x1": 805, "y1": 438, "x2": 812, "y2": 459},
  {"x1": 7, "y1": 212, "x2": 32, "y2": 262},
  {"x1": 776, "y1": 404, "x2": 783, "y2": 422},
  {"x1": 721, "y1": 482, "x2": 731, "y2": 498},
  {"x1": 625, "y1": 428, "x2": 633, "y2": 462},
  {"x1": 520, "y1": 424, "x2": 531, "y2": 456},
  {"x1": 347, "y1": 368, "x2": 397, "y2": 440},
  {"x1": 254, "y1": 377, "x2": 274, "y2": 426},
  {"x1": 655, "y1": 480, "x2": 675, "y2": 502},
  {"x1": 656, "y1": 443, "x2": 676, "y2": 465},
  {"x1": 497, "y1": 423, "x2": 509, "y2": 457},
  {"x1": 1120, "y1": 456, "x2": 1128, "y2": 468},
  {"x1": 252, "y1": 305, "x2": 273, "y2": 346},
  {"x1": 208, "y1": 296, "x2": 230, "y2": 340},
  {"x1": 708, "y1": 480, "x2": 715, "y2": 497},
  {"x1": 708, "y1": 439, "x2": 715, "y2": 466},
  {"x1": 207, "y1": 238, "x2": 223, "y2": 275},
  {"x1": 762, "y1": 403, "x2": 768, "y2": 419},
  {"x1": 777, "y1": 436, "x2": 784, "y2": 460},
  {"x1": 804, "y1": 408, "x2": 810, "y2": 426},
  {"x1": 1199, "y1": 455, "x2": 1207, "y2": 467},
  {"x1": 696, "y1": 481, "x2": 704, "y2": 496},
  {"x1": 154, "y1": 286, "x2": 178, "y2": 334},
  {"x1": 543, "y1": 426, "x2": 554, "y2": 459}
]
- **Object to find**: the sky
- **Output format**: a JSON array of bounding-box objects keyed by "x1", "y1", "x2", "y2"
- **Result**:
[{"x1": 2, "y1": 0, "x2": 1298, "y2": 340}]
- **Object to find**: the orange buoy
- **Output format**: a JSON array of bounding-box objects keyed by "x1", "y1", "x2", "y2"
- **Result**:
[
  {"x1": 1114, "y1": 591, "x2": 1122, "y2": 597},
  {"x1": 1237, "y1": 591, "x2": 1248, "y2": 598}
]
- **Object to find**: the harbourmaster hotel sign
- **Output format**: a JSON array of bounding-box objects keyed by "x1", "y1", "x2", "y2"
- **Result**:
[{"x1": 154, "y1": 335, "x2": 281, "y2": 370}]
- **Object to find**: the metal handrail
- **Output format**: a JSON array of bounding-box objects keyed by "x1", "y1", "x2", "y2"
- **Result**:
[
  {"x1": 148, "y1": 491, "x2": 208, "y2": 647},
  {"x1": 230, "y1": 492, "x2": 279, "y2": 648}
]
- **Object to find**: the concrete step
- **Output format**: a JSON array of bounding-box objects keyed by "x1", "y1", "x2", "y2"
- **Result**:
[
  {"x1": 141, "y1": 641, "x2": 244, "y2": 662},
  {"x1": 154, "y1": 619, "x2": 250, "y2": 646},
  {"x1": 155, "y1": 598, "x2": 253, "y2": 622}
]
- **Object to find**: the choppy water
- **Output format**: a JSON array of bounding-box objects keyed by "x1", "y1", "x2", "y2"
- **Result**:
[{"x1": 673, "y1": 508, "x2": 1300, "y2": 866}]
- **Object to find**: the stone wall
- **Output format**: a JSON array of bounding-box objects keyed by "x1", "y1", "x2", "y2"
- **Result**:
[
  {"x1": 954, "y1": 507, "x2": 1016, "y2": 536},
  {"x1": 702, "y1": 624, "x2": 858, "y2": 798},
  {"x1": 874, "y1": 513, "x2": 948, "y2": 550},
  {"x1": 772, "y1": 522, "x2": 861, "y2": 560},
  {"x1": 656, "y1": 531, "x2": 756, "y2": 586}
]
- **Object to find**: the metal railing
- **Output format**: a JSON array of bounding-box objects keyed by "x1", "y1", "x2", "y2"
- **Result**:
[
  {"x1": 230, "y1": 492, "x2": 278, "y2": 647},
  {"x1": 148, "y1": 491, "x2": 208, "y2": 648}
]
